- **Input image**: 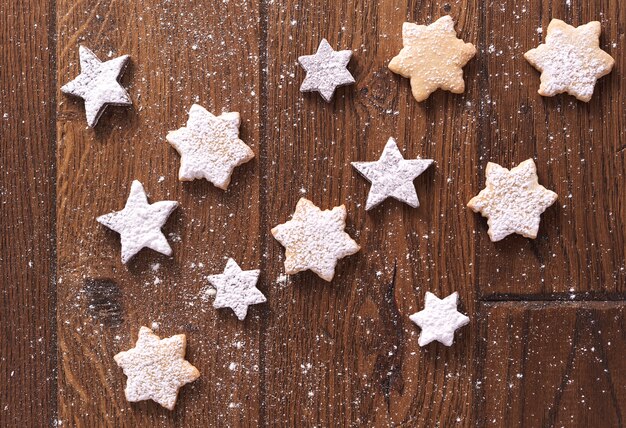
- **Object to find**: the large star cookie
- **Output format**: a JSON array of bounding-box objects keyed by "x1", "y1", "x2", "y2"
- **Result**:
[
  {"x1": 524, "y1": 19, "x2": 614, "y2": 102},
  {"x1": 208, "y1": 258, "x2": 266, "y2": 320},
  {"x1": 271, "y1": 198, "x2": 360, "y2": 282},
  {"x1": 298, "y1": 39, "x2": 355, "y2": 102},
  {"x1": 114, "y1": 327, "x2": 200, "y2": 410},
  {"x1": 352, "y1": 137, "x2": 433, "y2": 210},
  {"x1": 388, "y1": 15, "x2": 476, "y2": 102},
  {"x1": 467, "y1": 159, "x2": 558, "y2": 242},
  {"x1": 97, "y1": 180, "x2": 178, "y2": 263},
  {"x1": 166, "y1": 104, "x2": 254, "y2": 189},
  {"x1": 409, "y1": 292, "x2": 469, "y2": 347},
  {"x1": 61, "y1": 45, "x2": 132, "y2": 127}
]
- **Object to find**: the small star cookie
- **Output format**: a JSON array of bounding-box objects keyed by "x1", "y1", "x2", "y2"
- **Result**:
[
  {"x1": 97, "y1": 180, "x2": 178, "y2": 263},
  {"x1": 114, "y1": 326, "x2": 200, "y2": 410},
  {"x1": 388, "y1": 15, "x2": 476, "y2": 102},
  {"x1": 409, "y1": 292, "x2": 469, "y2": 347},
  {"x1": 298, "y1": 39, "x2": 355, "y2": 102},
  {"x1": 166, "y1": 104, "x2": 254, "y2": 189},
  {"x1": 61, "y1": 45, "x2": 132, "y2": 127},
  {"x1": 467, "y1": 159, "x2": 558, "y2": 242},
  {"x1": 208, "y1": 258, "x2": 266, "y2": 320},
  {"x1": 351, "y1": 137, "x2": 433, "y2": 210},
  {"x1": 271, "y1": 198, "x2": 360, "y2": 282},
  {"x1": 524, "y1": 19, "x2": 615, "y2": 102}
]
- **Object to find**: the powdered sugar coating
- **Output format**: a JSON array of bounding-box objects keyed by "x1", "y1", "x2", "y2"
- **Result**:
[
  {"x1": 351, "y1": 137, "x2": 433, "y2": 210},
  {"x1": 208, "y1": 258, "x2": 266, "y2": 320},
  {"x1": 61, "y1": 45, "x2": 131, "y2": 127},
  {"x1": 166, "y1": 104, "x2": 254, "y2": 189},
  {"x1": 114, "y1": 326, "x2": 200, "y2": 410},
  {"x1": 524, "y1": 19, "x2": 614, "y2": 102},
  {"x1": 97, "y1": 180, "x2": 178, "y2": 263},
  {"x1": 298, "y1": 39, "x2": 355, "y2": 102},
  {"x1": 388, "y1": 16, "x2": 476, "y2": 102},
  {"x1": 409, "y1": 292, "x2": 469, "y2": 347},
  {"x1": 467, "y1": 159, "x2": 558, "y2": 242},
  {"x1": 271, "y1": 198, "x2": 360, "y2": 282}
]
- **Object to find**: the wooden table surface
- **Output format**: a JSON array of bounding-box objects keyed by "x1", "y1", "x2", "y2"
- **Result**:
[{"x1": 1, "y1": 0, "x2": 625, "y2": 426}]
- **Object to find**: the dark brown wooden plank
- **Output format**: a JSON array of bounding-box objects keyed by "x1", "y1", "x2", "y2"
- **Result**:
[
  {"x1": 56, "y1": 0, "x2": 262, "y2": 425},
  {"x1": 478, "y1": 301, "x2": 626, "y2": 427},
  {"x1": 0, "y1": 0, "x2": 57, "y2": 426},
  {"x1": 477, "y1": 0, "x2": 625, "y2": 297},
  {"x1": 261, "y1": 1, "x2": 481, "y2": 425}
]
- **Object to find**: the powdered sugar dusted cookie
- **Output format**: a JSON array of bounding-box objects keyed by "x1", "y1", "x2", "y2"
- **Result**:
[
  {"x1": 298, "y1": 39, "x2": 355, "y2": 102},
  {"x1": 208, "y1": 258, "x2": 266, "y2": 320},
  {"x1": 351, "y1": 137, "x2": 433, "y2": 210},
  {"x1": 388, "y1": 16, "x2": 476, "y2": 102},
  {"x1": 114, "y1": 326, "x2": 200, "y2": 410},
  {"x1": 409, "y1": 292, "x2": 469, "y2": 347},
  {"x1": 61, "y1": 45, "x2": 131, "y2": 127},
  {"x1": 467, "y1": 159, "x2": 558, "y2": 242},
  {"x1": 271, "y1": 198, "x2": 360, "y2": 282},
  {"x1": 524, "y1": 19, "x2": 614, "y2": 102},
  {"x1": 97, "y1": 180, "x2": 178, "y2": 263},
  {"x1": 166, "y1": 104, "x2": 254, "y2": 189}
]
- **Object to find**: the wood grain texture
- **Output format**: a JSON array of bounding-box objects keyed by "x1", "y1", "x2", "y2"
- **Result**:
[
  {"x1": 0, "y1": 0, "x2": 623, "y2": 426},
  {"x1": 56, "y1": 0, "x2": 262, "y2": 425},
  {"x1": 477, "y1": 0, "x2": 626, "y2": 298},
  {"x1": 0, "y1": 0, "x2": 57, "y2": 426},
  {"x1": 477, "y1": 302, "x2": 626, "y2": 427},
  {"x1": 261, "y1": 1, "x2": 480, "y2": 426}
]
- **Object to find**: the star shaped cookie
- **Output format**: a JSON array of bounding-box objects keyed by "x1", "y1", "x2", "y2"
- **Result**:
[
  {"x1": 97, "y1": 180, "x2": 178, "y2": 263},
  {"x1": 208, "y1": 258, "x2": 266, "y2": 320},
  {"x1": 388, "y1": 15, "x2": 476, "y2": 102},
  {"x1": 61, "y1": 45, "x2": 132, "y2": 127},
  {"x1": 166, "y1": 104, "x2": 254, "y2": 189},
  {"x1": 524, "y1": 19, "x2": 615, "y2": 102},
  {"x1": 298, "y1": 39, "x2": 355, "y2": 102},
  {"x1": 114, "y1": 326, "x2": 200, "y2": 410},
  {"x1": 271, "y1": 198, "x2": 360, "y2": 282},
  {"x1": 410, "y1": 292, "x2": 469, "y2": 346},
  {"x1": 467, "y1": 159, "x2": 558, "y2": 242},
  {"x1": 352, "y1": 137, "x2": 433, "y2": 210}
]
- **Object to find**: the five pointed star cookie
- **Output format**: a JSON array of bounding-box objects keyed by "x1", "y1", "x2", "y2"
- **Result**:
[
  {"x1": 97, "y1": 180, "x2": 178, "y2": 263},
  {"x1": 61, "y1": 45, "x2": 132, "y2": 127},
  {"x1": 208, "y1": 258, "x2": 266, "y2": 320},
  {"x1": 409, "y1": 292, "x2": 469, "y2": 347},
  {"x1": 352, "y1": 137, "x2": 433, "y2": 210},
  {"x1": 271, "y1": 198, "x2": 360, "y2": 282},
  {"x1": 298, "y1": 39, "x2": 356, "y2": 102},
  {"x1": 166, "y1": 104, "x2": 254, "y2": 189},
  {"x1": 467, "y1": 159, "x2": 558, "y2": 242},
  {"x1": 114, "y1": 327, "x2": 200, "y2": 410},
  {"x1": 524, "y1": 19, "x2": 614, "y2": 102},
  {"x1": 388, "y1": 15, "x2": 476, "y2": 102}
]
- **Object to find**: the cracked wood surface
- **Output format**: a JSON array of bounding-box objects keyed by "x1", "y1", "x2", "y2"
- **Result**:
[{"x1": 1, "y1": 0, "x2": 625, "y2": 427}]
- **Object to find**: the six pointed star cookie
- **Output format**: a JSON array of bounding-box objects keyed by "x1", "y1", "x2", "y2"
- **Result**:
[
  {"x1": 114, "y1": 326, "x2": 200, "y2": 410},
  {"x1": 298, "y1": 38, "x2": 356, "y2": 102},
  {"x1": 208, "y1": 258, "x2": 266, "y2": 320},
  {"x1": 524, "y1": 19, "x2": 614, "y2": 102},
  {"x1": 97, "y1": 180, "x2": 178, "y2": 263},
  {"x1": 388, "y1": 15, "x2": 476, "y2": 102},
  {"x1": 166, "y1": 104, "x2": 255, "y2": 189},
  {"x1": 61, "y1": 45, "x2": 132, "y2": 127},
  {"x1": 409, "y1": 292, "x2": 469, "y2": 347},
  {"x1": 467, "y1": 159, "x2": 558, "y2": 242},
  {"x1": 271, "y1": 198, "x2": 360, "y2": 282},
  {"x1": 352, "y1": 137, "x2": 433, "y2": 210}
]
